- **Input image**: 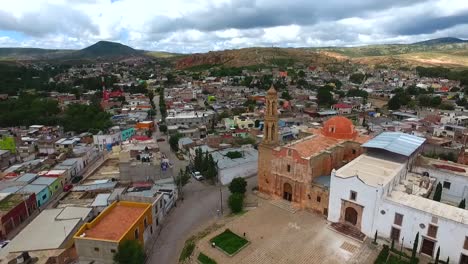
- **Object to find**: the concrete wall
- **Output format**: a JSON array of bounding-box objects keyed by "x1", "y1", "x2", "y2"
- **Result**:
[
  {"x1": 119, "y1": 163, "x2": 166, "y2": 182},
  {"x1": 75, "y1": 238, "x2": 119, "y2": 264}
]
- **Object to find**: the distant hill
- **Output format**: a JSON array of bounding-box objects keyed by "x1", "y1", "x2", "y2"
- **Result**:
[
  {"x1": 412, "y1": 37, "x2": 467, "y2": 45},
  {"x1": 0, "y1": 48, "x2": 73, "y2": 60},
  {"x1": 0, "y1": 41, "x2": 150, "y2": 62},
  {"x1": 69, "y1": 41, "x2": 142, "y2": 59},
  {"x1": 174, "y1": 47, "x2": 343, "y2": 70}
]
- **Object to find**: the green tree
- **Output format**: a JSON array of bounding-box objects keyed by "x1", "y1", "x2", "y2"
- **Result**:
[
  {"x1": 411, "y1": 232, "x2": 419, "y2": 263},
  {"x1": 175, "y1": 168, "x2": 190, "y2": 187},
  {"x1": 418, "y1": 95, "x2": 432, "y2": 107},
  {"x1": 430, "y1": 96, "x2": 442, "y2": 107},
  {"x1": 281, "y1": 91, "x2": 292, "y2": 100},
  {"x1": 349, "y1": 73, "x2": 365, "y2": 84},
  {"x1": 203, "y1": 153, "x2": 218, "y2": 183},
  {"x1": 229, "y1": 177, "x2": 247, "y2": 195},
  {"x1": 433, "y1": 182, "x2": 443, "y2": 202},
  {"x1": 147, "y1": 109, "x2": 156, "y2": 118},
  {"x1": 388, "y1": 96, "x2": 401, "y2": 110},
  {"x1": 169, "y1": 133, "x2": 182, "y2": 152},
  {"x1": 298, "y1": 70, "x2": 305, "y2": 78},
  {"x1": 317, "y1": 87, "x2": 334, "y2": 106},
  {"x1": 228, "y1": 193, "x2": 244, "y2": 213},
  {"x1": 158, "y1": 124, "x2": 167, "y2": 133},
  {"x1": 113, "y1": 240, "x2": 145, "y2": 264},
  {"x1": 459, "y1": 199, "x2": 466, "y2": 209}
]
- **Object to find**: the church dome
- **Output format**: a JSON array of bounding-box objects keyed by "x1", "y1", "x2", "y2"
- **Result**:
[{"x1": 321, "y1": 116, "x2": 357, "y2": 139}]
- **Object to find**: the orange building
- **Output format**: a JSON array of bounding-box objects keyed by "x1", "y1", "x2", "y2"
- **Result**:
[
  {"x1": 258, "y1": 86, "x2": 370, "y2": 215},
  {"x1": 74, "y1": 201, "x2": 152, "y2": 264},
  {"x1": 135, "y1": 121, "x2": 155, "y2": 131}
]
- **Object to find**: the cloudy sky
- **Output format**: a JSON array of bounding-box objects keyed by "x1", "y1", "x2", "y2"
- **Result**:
[{"x1": 0, "y1": 0, "x2": 468, "y2": 53}]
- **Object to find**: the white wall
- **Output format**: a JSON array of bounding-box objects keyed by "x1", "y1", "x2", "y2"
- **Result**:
[
  {"x1": 413, "y1": 166, "x2": 468, "y2": 203},
  {"x1": 328, "y1": 172, "x2": 383, "y2": 237},
  {"x1": 93, "y1": 133, "x2": 121, "y2": 150},
  {"x1": 376, "y1": 198, "x2": 468, "y2": 263},
  {"x1": 219, "y1": 161, "x2": 257, "y2": 185}
]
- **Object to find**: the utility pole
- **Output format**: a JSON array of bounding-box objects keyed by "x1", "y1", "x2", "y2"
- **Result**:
[{"x1": 220, "y1": 186, "x2": 223, "y2": 215}]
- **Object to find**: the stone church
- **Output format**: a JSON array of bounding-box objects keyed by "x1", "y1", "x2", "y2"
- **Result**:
[{"x1": 258, "y1": 85, "x2": 370, "y2": 215}]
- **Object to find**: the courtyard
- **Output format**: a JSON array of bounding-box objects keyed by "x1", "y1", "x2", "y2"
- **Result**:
[{"x1": 193, "y1": 197, "x2": 378, "y2": 264}]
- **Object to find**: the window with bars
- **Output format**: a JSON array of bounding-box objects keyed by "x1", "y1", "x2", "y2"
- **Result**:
[
  {"x1": 394, "y1": 213, "x2": 403, "y2": 226},
  {"x1": 427, "y1": 224, "x2": 438, "y2": 238}
]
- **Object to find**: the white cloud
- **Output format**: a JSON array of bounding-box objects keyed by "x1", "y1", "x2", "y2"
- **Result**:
[{"x1": 0, "y1": 0, "x2": 467, "y2": 52}]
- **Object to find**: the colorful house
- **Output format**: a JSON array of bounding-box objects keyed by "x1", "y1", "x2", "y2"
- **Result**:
[
  {"x1": 74, "y1": 201, "x2": 152, "y2": 264},
  {"x1": 0, "y1": 193, "x2": 37, "y2": 238},
  {"x1": 0, "y1": 136, "x2": 16, "y2": 154},
  {"x1": 31, "y1": 176, "x2": 61, "y2": 195},
  {"x1": 18, "y1": 184, "x2": 50, "y2": 207},
  {"x1": 121, "y1": 128, "x2": 136, "y2": 141},
  {"x1": 135, "y1": 121, "x2": 155, "y2": 131}
]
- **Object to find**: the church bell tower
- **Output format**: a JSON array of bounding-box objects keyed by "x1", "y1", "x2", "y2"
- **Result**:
[{"x1": 262, "y1": 85, "x2": 279, "y2": 145}]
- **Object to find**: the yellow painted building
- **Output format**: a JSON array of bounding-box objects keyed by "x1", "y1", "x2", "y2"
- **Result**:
[{"x1": 74, "y1": 201, "x2": 152, "y2": 264}]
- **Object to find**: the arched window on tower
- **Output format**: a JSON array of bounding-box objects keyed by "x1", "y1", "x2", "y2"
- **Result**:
[{"x1": 271, "y1": 123, "x2": 276, "y2": 141}]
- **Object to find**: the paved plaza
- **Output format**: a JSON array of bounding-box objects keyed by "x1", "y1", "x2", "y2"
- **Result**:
[{"x1": 194, "y1": 197, "x2": 378, "y2": 264}]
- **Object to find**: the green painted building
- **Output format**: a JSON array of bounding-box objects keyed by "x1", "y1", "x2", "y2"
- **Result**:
[{"x1": 0, "y1": 136, "x2": 16, "y2": 154}]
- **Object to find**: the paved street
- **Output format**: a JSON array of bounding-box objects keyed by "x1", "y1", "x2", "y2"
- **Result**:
[{"x1": 148, "y1": 94, "x2": 258, "y2": 263}]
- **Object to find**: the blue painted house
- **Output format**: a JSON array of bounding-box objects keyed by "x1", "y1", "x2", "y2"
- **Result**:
[{"x1": 19, "y1": 184, "x2": 51, "y2": 207}]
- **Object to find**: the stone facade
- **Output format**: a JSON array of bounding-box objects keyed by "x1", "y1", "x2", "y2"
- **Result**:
[{"x1": 258, "y1": 86, "x2": 369, "y2": 214}]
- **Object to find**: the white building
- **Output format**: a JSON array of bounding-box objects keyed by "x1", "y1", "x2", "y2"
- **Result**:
[
  {"x1": 327, "y1": 132, "x2": 468, "y2": 263},
  {"x1": 211, "y1": 145, "x2": 258, "y2": 185},
  {"x1": 93, "y1": 131, "x2": 122, "y2": 151},
  {"x1": 165, "y1": 110, "x2": 215, "y2": 127}
]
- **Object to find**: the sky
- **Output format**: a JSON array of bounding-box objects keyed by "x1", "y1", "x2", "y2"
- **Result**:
[{"x1": 0, "y1": 0, "x2": 468, "y2": 53}]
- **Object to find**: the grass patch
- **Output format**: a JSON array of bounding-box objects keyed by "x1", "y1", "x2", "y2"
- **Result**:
[
  {"x1": 210, "y1": 229, "x2": 249, "y2": 255},
  {"x1": 197, "y1": 252, "x2": 217, "y2": 264},
  {"x1": 387, "y1": 254, "x2": 410, "y2": 264},
  {"x1": 179, "y1": 238, "x2": 195, "y2": 262}
]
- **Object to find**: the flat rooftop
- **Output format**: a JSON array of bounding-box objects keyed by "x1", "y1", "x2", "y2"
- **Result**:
[
  {"x1": 335, "y1": 154, "x2": 405, "y2": 187},
  {"x1": 7, "y1": 207, "x2": 92, "y2": 252},
  {"x1": 0, "y1": 194, "x2": 25, "y2": 214},
  {"x1": 79, "y1": 202, "x2": 148, "y2": 241},
  {"x1": 387, "y1": 190, "x2": 468, "y2": 224}
]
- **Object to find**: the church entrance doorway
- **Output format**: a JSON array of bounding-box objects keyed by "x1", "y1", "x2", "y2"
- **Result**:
[
  {"x1": 344, "y1": 207, "x2": 358, "y2": 226},
  {"x1": 421, "y1": 238, "x2": 435, "y2": 257},
  {"x1": 283, "y1": 183, "x2": 293, "y2": 202}
]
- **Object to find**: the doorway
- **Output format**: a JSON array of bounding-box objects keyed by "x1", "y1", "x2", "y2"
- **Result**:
[
  {"x1": 344, "y1": 207, "x2": 358, "y2": 226},
  {"x1": 283, "y1": 183, "x2": 293, "y2": 202},
  {"x1": 421, "y1": 238, "x2": 435, "y2": 257},
  {"x1": 460, "y1": 254, "x2": 468, "y2": 264}
]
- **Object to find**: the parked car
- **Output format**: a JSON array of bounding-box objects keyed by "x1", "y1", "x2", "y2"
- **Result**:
[
  {"x1": 191, "y1": 171, "x2": 204, "y2": 181},
  {"x1": 63, "y1": 184, "x2": 73, "y2": 192},
  {"x1": 157, "y1": 138, "x2": 165, "y2": 142},
  {"x1": 71, "y1": 176, "x2": 83, "y2": 184},
  {"x1": 0, "y1": 240, "x2": 10, "y2": 248}
]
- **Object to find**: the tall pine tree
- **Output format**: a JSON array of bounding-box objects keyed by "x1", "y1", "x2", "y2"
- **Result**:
[{"x1": 433, "y1": 182, "x2": 443, "y2": 202}]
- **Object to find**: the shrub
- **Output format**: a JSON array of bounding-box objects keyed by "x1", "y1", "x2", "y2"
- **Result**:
[
  {"x1": 179, "y1": 238, "x2": 195, "y2": 262},
  {"x1": 113, "y1": 240, "x2": 145, "y2": 264},
  {"x1": 228, "y1": 193, "x2": 244, "y2": 213},
  {"x1": 374, "y1": 245, "x2": 389, "y2": 264},
  {"x1": 229, "y1": 177, "x2": 247, "y2": 195},
  {"x1": 198, "y1": 252, "x2": 217, "y2": 264},
  {"x1": 226, "y1": 151, "x2": 243, "y2": 159}
]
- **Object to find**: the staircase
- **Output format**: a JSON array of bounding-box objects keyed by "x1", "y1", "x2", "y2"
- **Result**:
[
  {"x1": 329, "y1": 222, "x2": 366, "y2": 242},
  {"x1": 270, "y1": 199, "x2": 298, "y2": 214}
]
